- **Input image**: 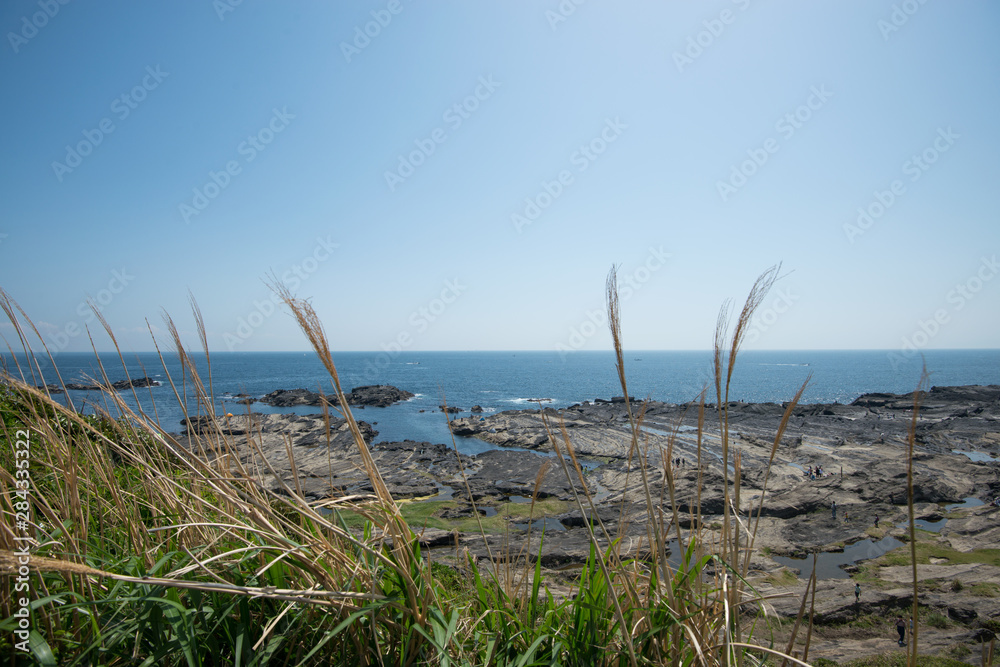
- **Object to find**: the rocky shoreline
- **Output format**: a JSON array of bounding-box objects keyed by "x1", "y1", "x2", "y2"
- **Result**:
[{"x1": 181, "y1": 384, "x2": 1000, "y2": 663}]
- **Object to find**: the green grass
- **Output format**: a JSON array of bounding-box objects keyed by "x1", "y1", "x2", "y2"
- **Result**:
[
  {"x1": 763, "y1": 567, "x2": 798, "y2": 587},
  {"x1": 870, "y1": 527, "x2": 1000, "y2": 570},
  {"x1": 969, "y1": 582, "x2": 1000, "y2": 597},
  {"x1": 926, "y1": 611, "x2": 950, "y2": 628},
  {"x1": 947, "y1": 644, "x2": 972, "y2": 660},
  {"x1": 384, "y1": 496, "x2": 570, "y2": 533},
  {"x1": 399, "y1": 498, "x2": 460, "y2": 529},
  {"x1": 329, "y1": 495, "x2": 567, "y2": 534},
  {"x1": 866, "y1": 525, "x2": 889, "y2": 539},
  {"x1": 878, "y1": 551, "x2": 911, "y2": 567},
  {"x1": 852, "y1": 563, "x2": 894, "y2": 589},
  {"x1": 429, "y1": 561, "x2": 477, "y2": 607}
]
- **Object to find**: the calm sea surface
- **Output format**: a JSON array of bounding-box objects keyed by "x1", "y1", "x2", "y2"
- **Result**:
[{"x1": 4, "y1": 350, "x2": 998, "y2": 454}]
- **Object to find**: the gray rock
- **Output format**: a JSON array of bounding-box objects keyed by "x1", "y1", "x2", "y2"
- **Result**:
[
  {"x1": 63, "y1": 376, "x2": 161, "y2": 391},
  {"x1": 949, "y1": 603, "x2": 979, "y2": 621},
  {"x1": 259, "y1": 385, "x2": 414, "y2": 408}
]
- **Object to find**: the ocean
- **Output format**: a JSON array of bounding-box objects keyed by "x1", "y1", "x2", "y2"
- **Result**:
[{"x1": 3, "y1": 349, "x2": 998, "y2": 455}]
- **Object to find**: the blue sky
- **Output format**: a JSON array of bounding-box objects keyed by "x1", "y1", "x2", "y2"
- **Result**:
[{"x1": 1, "y1": 1, "x2": 998, "y2": 355}]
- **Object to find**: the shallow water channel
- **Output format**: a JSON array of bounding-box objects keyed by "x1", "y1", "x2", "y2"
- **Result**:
[{"x1": 772, "y1": 497, "x2": 984, "y2": 579}]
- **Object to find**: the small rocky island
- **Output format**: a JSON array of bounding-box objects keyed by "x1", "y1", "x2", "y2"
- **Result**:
[
  {"x1": 38, "y1": 376, "x2": 162, "y2": 393},
  {"x1": 257, "y1": 384, "x2": 415, "y2": 408},
  {"x1": 181, "y1": 384, "x2": 1000, "y2": 663}
]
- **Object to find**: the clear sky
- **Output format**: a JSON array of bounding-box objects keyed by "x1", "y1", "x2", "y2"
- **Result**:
[{"x1": 1, "y1": 1, "x2": 998, "y2": 355}]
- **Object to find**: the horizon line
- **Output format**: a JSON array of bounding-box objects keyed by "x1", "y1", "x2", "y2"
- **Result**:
[{"x1": 15, "y1": 348, "x2": 1000, "y2": 355}]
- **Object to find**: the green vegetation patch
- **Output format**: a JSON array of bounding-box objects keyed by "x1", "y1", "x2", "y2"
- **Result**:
[
  {"x1": 400, "y1": 499, "x2": 458, "y2": 529},
  {"x1": 926, "y1": 611, "x2": 950, "y2": 628},
  {"x1": 763, "y1": 567, "x2": 798, "y2": 587},
  {"x1": 852, "y1": 563, "x2": 895, "y2": 589},
  {"x1": 842, "y1": 614, "x2": 890, "y2": 631},
  {"x1": 874, "y1": 533, "x2": 1000, "y2": 569},
  {"x1": 452, "y1": 497, "x2": 568, "y2": 533},
  {"x1": 947, "y1": 644, "x2": 972, "y2": 660},
  {"x1": 969, "y1": 582, "x2": 1000, "y2": 597},
  {"x1": 378, "y1": 497, "x2": 571, "y2": 533},
  {"x1": 866, "y1": 526, "x2": 890, "y2": 540}
]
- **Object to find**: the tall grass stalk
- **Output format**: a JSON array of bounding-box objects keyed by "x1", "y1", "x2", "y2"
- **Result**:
[{"x1": 905, "y1": 366, "x2": 930, "y2": 667}]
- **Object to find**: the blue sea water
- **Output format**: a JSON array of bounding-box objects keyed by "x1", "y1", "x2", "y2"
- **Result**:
[{"x1": 3, "y1": 349, "x2": 998, "y2": 454}]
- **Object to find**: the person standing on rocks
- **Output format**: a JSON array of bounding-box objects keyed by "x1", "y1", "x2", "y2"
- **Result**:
[
  {"x1": 874, "y1": 514, "x2": 879, "y2": 528},
  {"x1": 855, "y1": 583, "x2": 861, "y2": 604},
  {"x1": 896, "y1": 616, "x2": 906, "y2": 645},
  {"x1": 831, "y1": 501, "x2": 837, "y2": 519}
]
